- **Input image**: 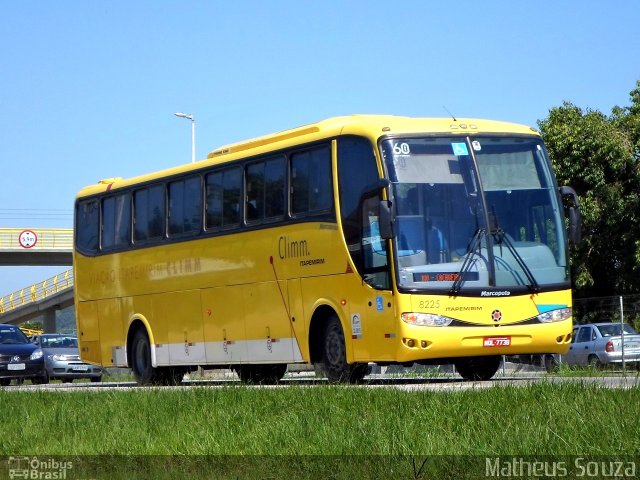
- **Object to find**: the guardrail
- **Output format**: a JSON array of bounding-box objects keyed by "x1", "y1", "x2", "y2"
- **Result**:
[
  {"x1": 20, "y1": 327, "x2": 44, "y2": 336},
  {"x1": 0, "y1": 228, "x2": 73, "y2": 251},
  {"x1": 0, "y1": 269, "x2": 74, "y2": 315}
]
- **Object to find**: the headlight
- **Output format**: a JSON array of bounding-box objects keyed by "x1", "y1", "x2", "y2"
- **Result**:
[
  {"x1": 402, "y1": 313, "x2": 454, "y2": 326},
  {"x1": 30, "y1": 349, "x2": 43, "y2": 360},
  {"x1": 537, "y1": 307, "x2": 572, "y2": 323},
  {"x1": 51, "y1": 355, "x2": 67, "y2": 361}
]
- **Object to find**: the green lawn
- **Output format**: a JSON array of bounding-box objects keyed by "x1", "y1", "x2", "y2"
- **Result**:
[{"x1": 1, "y1": 382, "x2": 638, "y2": 479}]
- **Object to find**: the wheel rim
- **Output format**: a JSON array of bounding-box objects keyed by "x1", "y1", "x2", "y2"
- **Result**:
[{"x1": 325, "y1": 324, "x2": 345, "y2": 369}]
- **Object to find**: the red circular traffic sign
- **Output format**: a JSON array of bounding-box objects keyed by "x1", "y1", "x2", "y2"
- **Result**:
[{"x1": 18, "y1": 230, "x2": 38, "y2": 249}]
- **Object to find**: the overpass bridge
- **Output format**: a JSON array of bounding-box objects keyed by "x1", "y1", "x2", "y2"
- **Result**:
[
  {"x1": 0, "y1": 228, "x2": 73, "y2": 266},
  {"x1": 0, "y1": 228, "x2": 73, "y2": 331}
]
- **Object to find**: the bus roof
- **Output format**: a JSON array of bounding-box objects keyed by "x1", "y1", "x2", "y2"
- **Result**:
[
  {"x1": 76, "y1": 114, "x2": 539, "y2": 198},
  {"x1": 208, "y1": 115, "x2": 537, "y2": 159}
]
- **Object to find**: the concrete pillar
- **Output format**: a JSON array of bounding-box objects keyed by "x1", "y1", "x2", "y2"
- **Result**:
[{"x1": 43, "y1": 309, "x2": 56, "y2": 333}]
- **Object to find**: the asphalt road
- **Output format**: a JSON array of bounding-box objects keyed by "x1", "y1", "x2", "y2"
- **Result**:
[{"x1": 3, "y1": 370, "x2": 640, "y2": 392}]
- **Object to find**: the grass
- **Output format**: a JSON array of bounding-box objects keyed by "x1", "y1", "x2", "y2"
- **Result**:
[
  {"x1": 553, "y1": 363, "x2": 640, "y2": 376},
  {"x1": 2, "y1": 382, "x2": 639, "y2": 456},
  {"x1": 2, "y1": 382, "x2": 638, "y2": 478}
]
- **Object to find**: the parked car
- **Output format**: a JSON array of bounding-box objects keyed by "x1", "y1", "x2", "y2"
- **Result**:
[
  {"x1": 563, "y1": 323, "x2": 640, "y2": 368},
  {"x1": 0, "y1": 324, "x2": 48, "y2": 385},
  {"x1": 31, "y1": 334, "x2": 102, "y2": 383}
]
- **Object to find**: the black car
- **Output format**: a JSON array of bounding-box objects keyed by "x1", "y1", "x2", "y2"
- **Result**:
[{"x1": 0, "y1": 324, "x2": 48, "y2": 385}]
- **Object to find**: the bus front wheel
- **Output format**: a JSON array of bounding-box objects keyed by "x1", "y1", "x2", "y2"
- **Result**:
[
  {"x1": 320, "y1": 315, "x2": 367, "y2": 383},
  {"x1": 454, "y1": 356, "x2": 501, "y2": 381}
]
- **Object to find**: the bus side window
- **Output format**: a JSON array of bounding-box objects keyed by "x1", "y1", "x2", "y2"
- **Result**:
[
  {"x1": 206, "y1": 167, "x2": 241, "y2": 231},
  {"x1": 102, "y1": 193, "x2": 131, "y2": 250},
  {"x1": 76, "y1": 199, "x2": 100, "y2": 254},
  {"x1": 168, "y1": 176, "x2": 202, "y2": 237},
  {"x1": 246, "y1": 162, "x2": 264, "y2": 223},
  {"x1": 223, "y1": 168, "x2": 242, "y2": 228},
  {"x1": 246, "y1": 157, "x2": 285, "y2": 224},
  {"x1": 134, "y1": 184, "x2": 165, "y2": 243},
  {"x1": 291, "y1": 146, "x2": 332, "y2": 216},
  {"x1": 265, "y1": 157, "x2": 285, "y2": 220}
]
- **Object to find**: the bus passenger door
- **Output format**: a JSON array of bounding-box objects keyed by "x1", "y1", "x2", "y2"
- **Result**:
[{"x1": 348, "y1": 195, "x2": 396, "y2": 362}]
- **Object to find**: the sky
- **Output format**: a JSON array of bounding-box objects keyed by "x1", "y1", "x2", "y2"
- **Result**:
[{"x1": 1, "y1": 0, "x2": 639, "y2": 295}]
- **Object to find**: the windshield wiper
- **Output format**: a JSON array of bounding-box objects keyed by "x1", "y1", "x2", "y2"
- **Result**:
[
  {"x1": 493, "y1": 229, "x2": 539, "y2": 293},
  {"x1": 450, "y1": 228, "x2": 485, "y2": 296}
]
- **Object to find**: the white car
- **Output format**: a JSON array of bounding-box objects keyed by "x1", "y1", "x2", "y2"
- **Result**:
[{"x1": 564, "y1": 323, "x2": 640, "y2": 368}]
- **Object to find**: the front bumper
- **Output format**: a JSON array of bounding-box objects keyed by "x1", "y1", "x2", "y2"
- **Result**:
[
  {"x1": 0, "y1": 360, "x2": 46, "y2": 380},
  {"x1": 395, "y1": 318, "x2": 573, "y2": 362},
  {"x1": 47, "y1": 360, "x2": 102, "y2": 379}
]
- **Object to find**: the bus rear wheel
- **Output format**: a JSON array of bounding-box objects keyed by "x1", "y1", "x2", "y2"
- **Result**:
[
  {"x1": 130, "y1": 330, "x2": 187, "y2": 386},
  {"x1": 131, "y1": 329, "x2": 155, "y2": 385},
  {"x1": 454, "y1": 356, "x2": 501, "y2": 381},
  {"x1": 319, "y1": 315, "x2": 367, "y2": 384},
  {"x1": 234, "y1": 364, "x2": 287, "y2": 385}
]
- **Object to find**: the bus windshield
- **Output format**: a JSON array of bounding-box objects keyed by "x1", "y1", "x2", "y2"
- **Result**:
[{"x1": 382, "y1": 136, "x2": 568, "y2": 293}]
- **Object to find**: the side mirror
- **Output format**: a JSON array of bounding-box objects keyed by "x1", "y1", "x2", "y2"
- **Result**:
[
  {"x1": 379, "y1": 200, "x2": 394, "y2": 240},
  {"x1": 361, "y1": 178, "x2": 391, "y2": 197},
  {"x1": 559, "y1": 186, "x2": 582, "y2": 245}
]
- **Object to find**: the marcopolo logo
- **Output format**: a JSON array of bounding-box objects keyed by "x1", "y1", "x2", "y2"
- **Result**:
[
  {"x1": 7, "y1": 456, "x2": 74, "y2": 479},
  {"x1": 480, "y1": 290, "x2": 511, "y2": 297}
]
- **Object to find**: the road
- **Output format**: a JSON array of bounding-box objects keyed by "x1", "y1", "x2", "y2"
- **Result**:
[{"x1": 3, "y1": 371, "x2": 640, "y2": 392}]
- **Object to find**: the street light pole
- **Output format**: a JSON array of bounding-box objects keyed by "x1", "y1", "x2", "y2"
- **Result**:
[{"x1": 174, "y1": 112, "x2": 195, "y2": 163}]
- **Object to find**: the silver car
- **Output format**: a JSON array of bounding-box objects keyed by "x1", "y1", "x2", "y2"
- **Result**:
[
  {"x1": 564, "y1": 323, "x2": 640, "y2": 368},
  {"x1": 31, "y1": 334, "x2": 102, "y2": 383}
]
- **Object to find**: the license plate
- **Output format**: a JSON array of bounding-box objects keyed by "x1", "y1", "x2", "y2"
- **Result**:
[
  {"x1": 483, "y1": 337, "x2": 511, "y2": 347},
  {"x1": 7, "y1": 363, "x2": 25, "y2": 370},
  {"x1": 72, "y1": 365, "x2": 90, "y2": 371},
  {"x1": 624, "y1": 342, "x2": 640, "y2": 350}
]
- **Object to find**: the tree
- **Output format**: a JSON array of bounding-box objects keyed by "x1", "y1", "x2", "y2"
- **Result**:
[{"x1": 537, "y1": 81, "x2": 640, "y2": 297}]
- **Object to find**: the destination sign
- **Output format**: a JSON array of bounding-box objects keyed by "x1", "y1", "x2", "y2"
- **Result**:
[{"x1": 413, "y1": 272, "x2": 480, "y2": 282}]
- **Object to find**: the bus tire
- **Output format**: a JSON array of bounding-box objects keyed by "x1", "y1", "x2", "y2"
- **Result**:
[
  {"x1": 544, "y1": 354, "x2": 559, "y2": 373},
  {"x1": 131, "y1": 328, "x2": 156, "y2": 385},
  {"x1": 321, "y1": 315, "x2": 367, "y2": 383},
  {"x1": 454, "y1": 356, "x2": 501, "y2": 381}
]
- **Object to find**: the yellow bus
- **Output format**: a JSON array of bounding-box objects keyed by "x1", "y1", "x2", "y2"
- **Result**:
[{"x1": 73, "y1": 115, "x2": 581, "y2": 384}]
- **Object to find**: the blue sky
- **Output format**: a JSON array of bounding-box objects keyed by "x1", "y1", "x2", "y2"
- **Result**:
[{"x1": 1, "y1": 0, "x2": 639, "y2": 294}]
